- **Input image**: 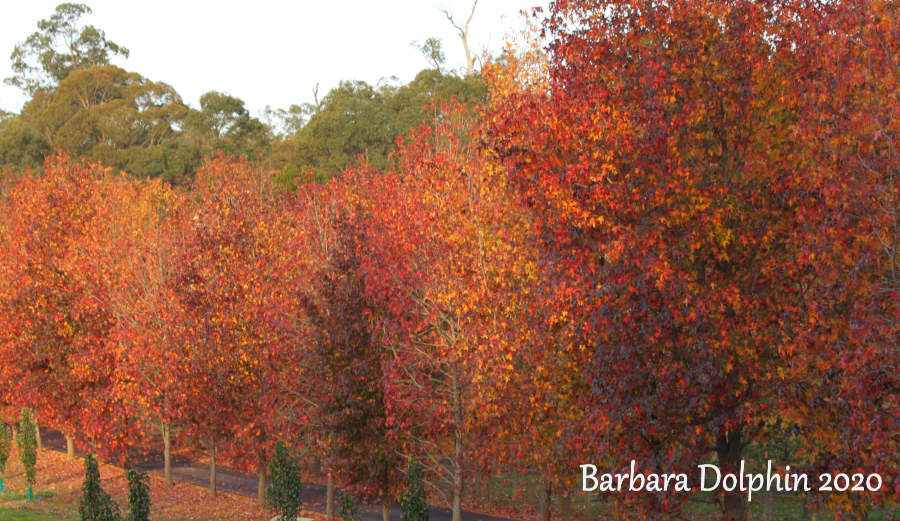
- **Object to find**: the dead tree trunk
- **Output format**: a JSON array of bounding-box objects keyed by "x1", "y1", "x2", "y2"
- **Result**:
[{"x1": 440, "y1": 0, "x2": 478, "y2": 78}]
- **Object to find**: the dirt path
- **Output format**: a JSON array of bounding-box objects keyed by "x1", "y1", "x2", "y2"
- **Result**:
[{"x1": 39, "y1": 429, "x2": 514, "y2": 521}]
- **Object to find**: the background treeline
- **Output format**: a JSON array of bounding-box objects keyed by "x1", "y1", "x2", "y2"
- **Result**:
[
  {"x1": 0, "y1": 4, "x2": 484, "y2": 185},
  {"x1": 1, "y1": 2, "x2": 900, "y2": 521}
]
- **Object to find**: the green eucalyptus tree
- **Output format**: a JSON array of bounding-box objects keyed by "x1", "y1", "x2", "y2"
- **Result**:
[{"x1": 5, "y1": 3, "x2": 129, "y2": 95}]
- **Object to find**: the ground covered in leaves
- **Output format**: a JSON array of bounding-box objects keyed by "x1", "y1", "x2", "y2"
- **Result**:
[{"x1": 0, "y1": 448, "x2": 326, "y2": 521}]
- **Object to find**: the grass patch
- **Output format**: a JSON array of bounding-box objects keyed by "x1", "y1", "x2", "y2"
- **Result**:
[
  {"x1": 0, "y1": 507, "x2": 62, "y2": 521},
  {"x1": 0, "y1": 491, "x2": 55, "y2": 502}
]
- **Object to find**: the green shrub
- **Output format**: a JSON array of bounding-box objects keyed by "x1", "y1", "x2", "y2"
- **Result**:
[
  {"x1": 17, "y1": 408, "x2": 37, "y2": 489},
  {"x1": 0, "y1": 422, "x2": 11, "y2": 475},
  {"x1": 337, "y1": 490, "x2": 361, "y2": 521},
  {"x1": 125, "y1": 469, "x2": 150, "y2": 521},
  {"x1": 266, "y1": 441, "x2": 303, "y2": 521},
  {"x1": 399, "y1": 457, "x2": 429, "y2": 521},
  {"x1": 78, "y1": 454, "x2": 120, "y2": 521}
]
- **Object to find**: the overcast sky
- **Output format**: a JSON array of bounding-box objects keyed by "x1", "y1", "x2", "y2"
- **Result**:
[{"x1": 0, "y1": 0, "x2": 549, "y2": 117}]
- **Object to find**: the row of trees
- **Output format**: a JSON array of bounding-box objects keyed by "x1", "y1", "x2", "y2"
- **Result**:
[{"x1": 0, "y1": 0, "x2": 899, "y2": 520}]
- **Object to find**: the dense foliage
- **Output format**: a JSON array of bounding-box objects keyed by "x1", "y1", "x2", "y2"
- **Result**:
[
  {"x1": 337, "y1": 491, "x2": 361, "y2": 521},
  {"x1": 0, "y1": 1, "x2": 899, "y2": 520},
  {"x1": 125, "y1": 469, "x2": 150, "y2": 521},
  {"x1": 0, "y1": 423, "x2": 10, "y2": 477},
  {"x1": 266, "y1": 441, "x2": 303, "y2": 521},
  {"x1": 78, "y1": 454, "x2": 120, "y2": 521},
  {"x1": 16, "y1": 408, "x2": 37, "y2": 489},
  {"x1": 399, "y1": 457, "x2": 429, "y2": 521}
]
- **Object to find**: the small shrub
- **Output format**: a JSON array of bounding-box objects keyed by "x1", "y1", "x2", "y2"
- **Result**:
[
  {"x1": 17, "y1": 408, "x2": 38, "y2": 489},
  {"x1": 267, "y1": 441, "x2": 303, "y2": 521},
  {"x1": 125, "y1": 469, "x2": 150, "y2": 521},
  {"x1": 78, "y1": 454, "x2": 120, "y2": 521},
  {"x1": 0, "y1": 422, "x2": 11, "y2": 475},
  {"x1": 338, "y1": 490, "x2": 361, "y2": 521},
  {"x1": 399, "y1": 457, "x2": 429, "y2": 521}
]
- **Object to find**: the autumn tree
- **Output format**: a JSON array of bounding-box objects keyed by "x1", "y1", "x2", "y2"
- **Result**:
[
  {"x1": 0, "y1": 154, "x2": 129, "y2": 462},
  {"x1": 294, "y1": 189, "x2": 402, "y2": 520},
  {"x1": 777, "y1": 0, "x2": 900, "y2": 514},
  {"x1": 488, "y1": 0, "x2": 882, "y2": 518},
  {"x1": 169, "y1": 154, "x2": 288, "y2": 500},
  {"x1": 358, "y1": 103, "x2": 534, "y2": 521}
]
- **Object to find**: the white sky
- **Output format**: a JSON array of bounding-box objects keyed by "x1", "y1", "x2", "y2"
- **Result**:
[{"x1": 0, "y1": 0, "x2": 549, "y2": 117}]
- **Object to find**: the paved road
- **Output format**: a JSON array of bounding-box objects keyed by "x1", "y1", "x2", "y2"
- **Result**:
[{"x1": 40, "y1": 429, "x2": 514, "y2": 521}]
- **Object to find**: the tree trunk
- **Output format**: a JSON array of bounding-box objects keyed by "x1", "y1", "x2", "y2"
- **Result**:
[
  {"x1": 512, "y1": 467, "x2": 520, "y2": 501},
  {"x1": 484, "y1": 472, "x2": 493, "y2": 510},
  {"x1": 382, "y1": 495, "x2": 391, "y2": 521},
  {"x1": 326, "y1": 474, "x2": 334, "y2": 521},
  {"x1": 66, "y1": 436, "x2": 75, "y2": 461},
  {"x1": 561, "y1": 490, "x2": 570, "y2": 521},
  {"x1": 258, "y1": 454, "x2": 267, "y2": 507},
  {"x1": 764, "y1": 489, "x2": 772, "y2": 521},
  {"x1": 452, "y1": 435, "x2": 464, "y2": 521},
  {"x1": 209, "y1": 440, "x2": 217, "y2": 497},
  {"x1": 162, "y1": 424, "x2": 173, "y2": 485},
  {"x1": 453, "y1": 486, "x2": 463, "y2": 521},
  {"x1": 313, "y1": 454, "x2": 322, "y2": 478},
  {"x1": 585, "y1": 490, "x2": 592, "y2": 521},
  {"x1": 34, "y1": 419, "x2": 41, "y2": 452},
  {"x1": 716, "y1": 426, "x2": 746, "y2": 521},
  {"x1": 539, "y1": 481, "x2": 552, "y2": 521},
  {"x1": 10, "y1": 425, "x2": 17, "y2": 452}
]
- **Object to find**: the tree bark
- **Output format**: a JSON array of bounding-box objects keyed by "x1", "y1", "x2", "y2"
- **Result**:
[
  {"x1": 210, "y1": 440, "x2": 217, "y2": 497},
  {"x1": 382, "y1": 495, "x2": 391, "y2": 521},
  {"x1": 66, "y1": 436, "x2": 75, "y2": 461},
  {"x1": 512, "y1": 467, "x2": 520, "y2": 501},
  {"x1": 327, "y1": 474, "x2": 334, "y2": 521},
  {"x1": 561, "y1": 490, "x2": 570, "y2": 521},
  {"x1": 764, "y1": 489, "x2": 772, "y2": 521},
  {"x1": 539, "y1": 480, "x2": 552, "y2": 521},
  {"x1": 258, "y1": 454, "x2": 267, "y2": 507},
  {"x1": 162, "y1": 424, "x2": 173, "y2": 485},
  {"x1": 452, "y1": 434, "x2": 464, "y2": 521},
  {"x1": 484, "y1": 472, "x2": 493, "y2": 510},
  {"x1": 716, "y1": 426, "x2": 746, "y2": 521},
  {"x1": 313, "y1": 454, "x2": 322, "y2": 478},
  {"x1": 585, "y1": 490, "x2": 593, "y2": 521},
  {"x1": 441, "y1": 1, "x2": 478, "y2": 78}
]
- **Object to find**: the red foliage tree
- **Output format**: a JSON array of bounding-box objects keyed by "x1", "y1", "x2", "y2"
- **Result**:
[{"x1": 488, "y1": 1, "x2": 885, "y2": 518}]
